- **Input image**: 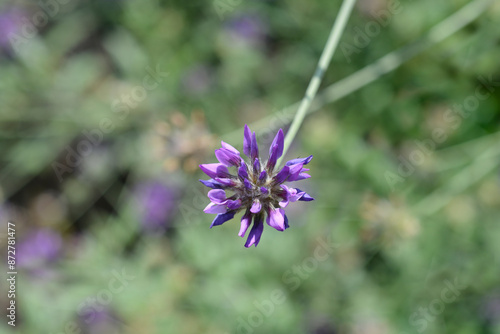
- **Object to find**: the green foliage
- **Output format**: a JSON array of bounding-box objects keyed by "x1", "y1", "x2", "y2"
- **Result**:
[{"x1": 1, "y1": 0, "x2": 499, "y2": 333}]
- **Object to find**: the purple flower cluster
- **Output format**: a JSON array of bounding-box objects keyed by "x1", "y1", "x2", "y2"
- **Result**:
[
  {"x1": 17, "y1": 229, "x2": 62, "y2": 268},
  {"x1": 134, "y1": 181, "x2": 177, "y2": 233},
  {"x1": 199, "y1": 125, "x2": 313, "y2": 247},
  {"x1": 0, "y1": 8, "x2": 23, "y2": 49}
]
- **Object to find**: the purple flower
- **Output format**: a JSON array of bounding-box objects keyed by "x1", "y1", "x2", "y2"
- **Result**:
[
  {"x1": 17, "y1": 229, "x2": 62, "y2": 268},
  {"x1": 200, "y1": 124, "x2": 314, "y2": 247},
  {"x1": 226, "y1": 14, "x2": 267, "y2": 47},
  {"x1": 0, "y1": 8, "x2": 23, "y2": 49},
  {"x1": 134, "y1": 181, "x2": 177, "y2": 232}
]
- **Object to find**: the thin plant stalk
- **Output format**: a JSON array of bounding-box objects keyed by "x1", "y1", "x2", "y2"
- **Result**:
[
  {"x1": 225, "y1": 0, "x2": 493, "y2": 148},
  {"x1": 277, "y1": 0, "x2": 357, "y2": 167}
]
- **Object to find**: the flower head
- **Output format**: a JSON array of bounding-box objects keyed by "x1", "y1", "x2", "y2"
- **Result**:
[
  {"x1": 200, "y1": 125, "x2": 313, "y2": 247},
  {"x1": 225, "y1": 14, "x2": 268, "y2": 48}
]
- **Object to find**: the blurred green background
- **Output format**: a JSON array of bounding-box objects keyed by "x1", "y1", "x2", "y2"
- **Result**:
[{"x1": 1, "y1": 0, "x2": 499, "y2": 333}]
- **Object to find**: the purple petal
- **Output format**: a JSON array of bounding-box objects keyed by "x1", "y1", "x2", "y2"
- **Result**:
[
  {"x1": 244, "y1": 178, "x2": 252, "y2": 189},
  {"x1": 267, "y1": 129, "x2": 284, "y2": 171},
  {"x1": 267, "y1": 144, "x2": 279, "y2": 171},
  {"x1": 253, "y1": 157, "x2": 261, "y2": 175},
  {"x1": 285, "y1": 155, "x2": 313, "y2": 166},
  {"x1": 215, "y1": 148, "x2": 241, "y2": 167},
  {"x1": 208, "y1": 189, "x2": 227, "y2": 204},
  {"x1": 239, "y1": 211, "x2": 252, "y2": 237},
  {"x1": 284, "y1": 214, "x2": 289, "y2": 229},
  {"x1": 204, "y1": 202, "x2": 228, "y2": 214},
  {"x1": 250, "y1": 131, "x2": 259, "y2": 160},
  {"x1": 260, "y1": 186, "x2": 269, "y2": 195},
  {"x1": 245, "y1": 215, "x2": 264, "y2": 247},
  {"x1": 199, "y1": 179, "x2": 225, "y2": 189},
  {"x1": 269, "y1": 129, "x2": 284, "y2": 158},
  {"x1": 221, "y1": 141, "x2": 239, "y2": 154},
  {"x1": 243, "y1": 124, "x2": 252, "y2": 156},
  {"x1": 210, "y1": 211, "x2": 235, "y2": 228},
  {"x1": 214, "y1": 178, "x2": 237, "y2": 187},
  {"x1": 266, "y1": 208, "x2": 286, "y2": 231},
  {"x1": 281, "y1": 185, "x2": 303, "y2": 202},
  {"x1": 280, "y1": 184, "x2": 290, "y2": 193},
  {"x1": 289, "y1": 172, "x2": 311, "y2": 181},
  {"x1": 259, "y1": 170, "x2": 267, "y2": 182},
  {"x1": 295, "y1": 188, "x2": 314, "y2": 201},
  {"x1": 238, "y1": 164, "x2": 249, "y2": 179},
  {"x1": 250, "y1": 199, "x2": 262, "y2": 213},
  {"x1": 286, "y1": 164, "x2": 305, "y2": 181},
  {"x1": 274, "y1": 166, "x2": 290, "y2": 184},
  {"x1": 291, "y1": 191, "x2": 305, "y2": 202},
  {"x1": 278, "y1": 185, "x2": 289, "y2": 207},
  {"x1": 226, "y1": 199, "x2": 242, "y2": 210},
  {"x1": 199, "y1": 163, "x2": 230, "y2": 179}
]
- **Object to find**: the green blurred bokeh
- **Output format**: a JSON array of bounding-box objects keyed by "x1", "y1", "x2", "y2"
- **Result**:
[{"x1": 1, "y1": 0, "x2": 499, "y2": 333}]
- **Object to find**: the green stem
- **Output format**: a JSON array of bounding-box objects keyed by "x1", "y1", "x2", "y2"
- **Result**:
[
  {"x1": 225, "y1": 0, "x2": 493, "y2": 156},
  {"x1": 277, "y1": 0, "x2": 357, "y2": 166},
  {"x1": 316, "y1": 0, "x2": 494, "y2": 109}
]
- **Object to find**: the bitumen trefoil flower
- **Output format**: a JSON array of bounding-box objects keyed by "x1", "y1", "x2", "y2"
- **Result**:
[{"x1": 199, "y1": 125, "x2": 313, "y2": 247}]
